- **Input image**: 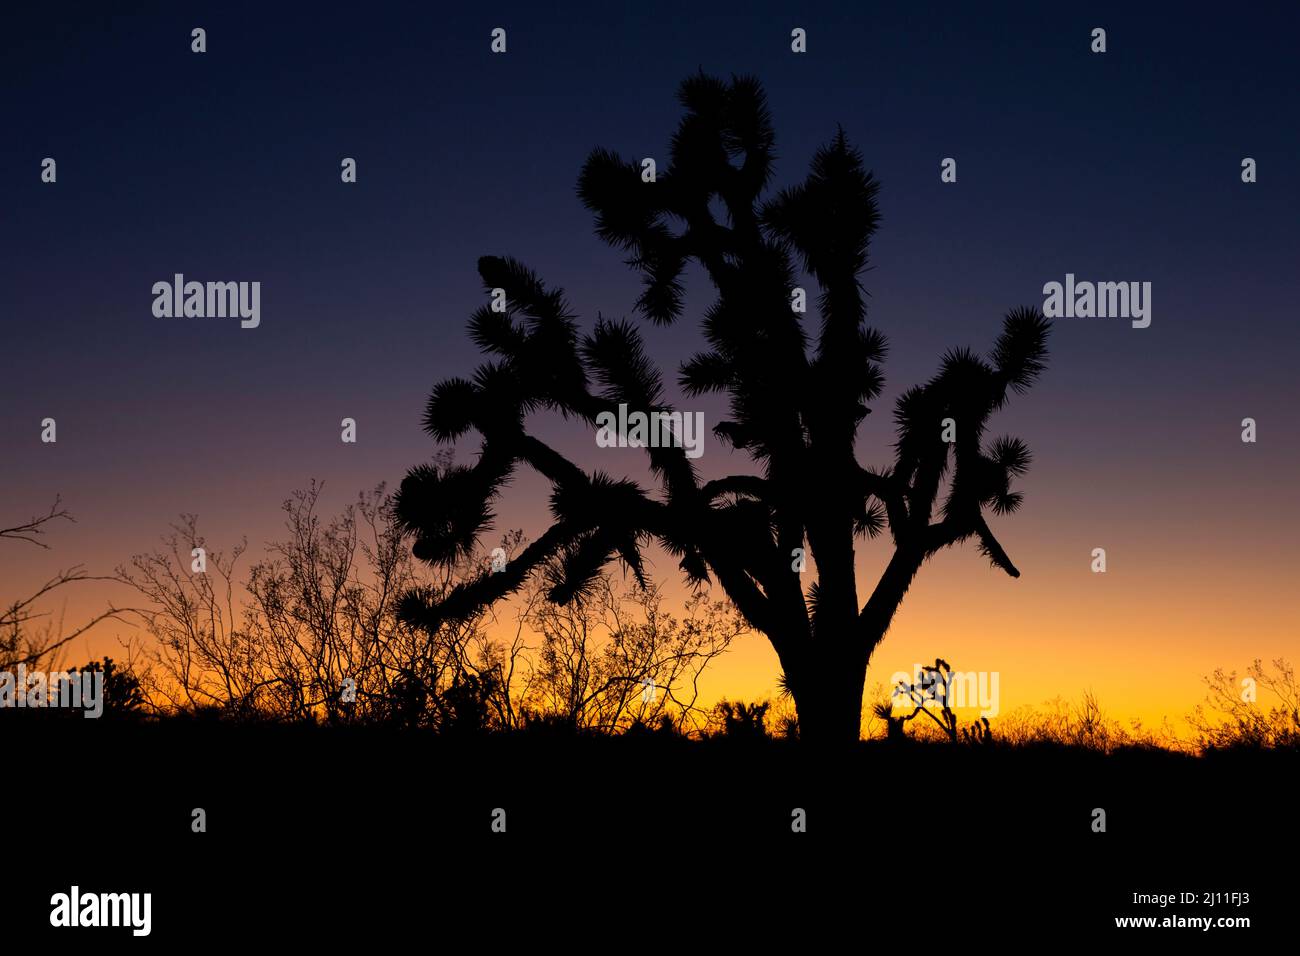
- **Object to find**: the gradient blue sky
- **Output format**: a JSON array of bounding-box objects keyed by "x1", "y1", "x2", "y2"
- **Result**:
[{"x1": 3, "y1": 1, "x2": 1298, "y2": 727}]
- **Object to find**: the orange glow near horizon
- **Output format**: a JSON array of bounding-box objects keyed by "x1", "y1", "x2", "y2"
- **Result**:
[
  {"x1": 6, "y1": 366, "x2": 1297, "y2": 741},
  {"x1": 17, "y1": 462, "x2": 1295, "y2": 742}
]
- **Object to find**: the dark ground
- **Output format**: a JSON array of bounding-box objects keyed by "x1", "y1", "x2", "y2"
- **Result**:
[{"x1": 5, "y1": 719, "x2": 1290, "y2": 945}]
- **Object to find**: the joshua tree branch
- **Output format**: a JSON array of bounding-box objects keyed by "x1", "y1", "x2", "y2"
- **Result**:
[{"x1": 974, "y1": 516, "x2": 1020, "y2": 578}]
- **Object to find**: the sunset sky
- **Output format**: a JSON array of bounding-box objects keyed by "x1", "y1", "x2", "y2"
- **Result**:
[{"x1": 4, "y1": 2, "x2": 1298, "y2": 734}]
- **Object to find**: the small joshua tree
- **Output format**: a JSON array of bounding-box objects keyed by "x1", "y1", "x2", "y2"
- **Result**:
[{"x1": 892, "y1": 658, "x2": 960, "y2": 743}]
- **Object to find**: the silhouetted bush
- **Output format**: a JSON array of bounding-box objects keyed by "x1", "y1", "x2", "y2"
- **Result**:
[{"x1": 713, "y1": 700, "x2": 770, "y2": 740}]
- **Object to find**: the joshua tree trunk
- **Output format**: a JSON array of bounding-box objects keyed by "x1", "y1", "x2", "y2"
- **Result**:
[
  {"x1": 793, "y1": 659, "x2": 870, "y2": 745},
  {"x1": 789, "y1": 548, "x2": 926, "y2": 744}
]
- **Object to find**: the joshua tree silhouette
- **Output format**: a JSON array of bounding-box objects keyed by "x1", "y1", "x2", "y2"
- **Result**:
[{"x1": 396, "y1": 73, "x2": 1049, "y2": 745}]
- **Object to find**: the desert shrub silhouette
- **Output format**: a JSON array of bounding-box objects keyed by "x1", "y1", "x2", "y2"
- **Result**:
[
  {"x1": 76, "y1": 657, "x2": 146, "y2": 719},
  {"x1": 714, "y1": 699, "x2": 771, "y2": 740},
  {"x1": 1190, "y1": 658, "x2": 1300, "y2": 751}
]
